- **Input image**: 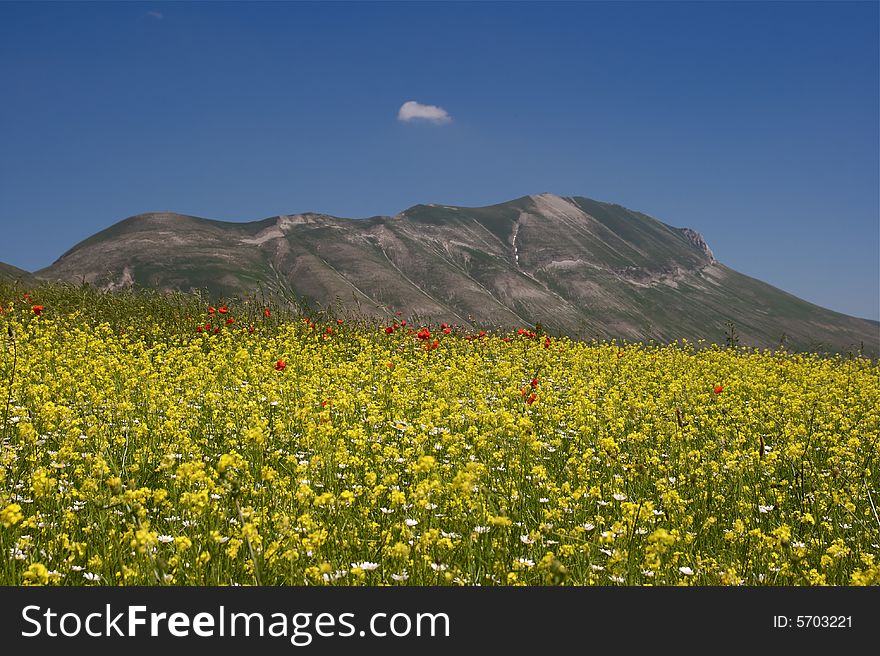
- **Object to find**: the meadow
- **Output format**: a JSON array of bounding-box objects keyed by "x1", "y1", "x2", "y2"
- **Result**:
[{"x1": 1, "y1": 283, "x2": 878, "y2": 586}]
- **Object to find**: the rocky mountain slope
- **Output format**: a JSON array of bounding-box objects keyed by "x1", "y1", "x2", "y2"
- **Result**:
[{"x1": 33, "y1": 193, "x2": 879, "y2": 352}]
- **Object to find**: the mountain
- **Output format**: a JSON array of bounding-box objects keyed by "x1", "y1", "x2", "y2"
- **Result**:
[
  {"x1": 34, "y1": 193, "x2": 878, "y2": 352},
  {"x1": 0, "y1": 261, "x2": 36, "y2": 285}
]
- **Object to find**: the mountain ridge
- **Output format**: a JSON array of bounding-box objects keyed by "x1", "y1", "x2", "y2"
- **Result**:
[
  {"x1": 0, "y1": 261, "x2": 37, "y2": 285},
  {"x1": 12, "y1": 193, "x2": 877, "y2": 353}
]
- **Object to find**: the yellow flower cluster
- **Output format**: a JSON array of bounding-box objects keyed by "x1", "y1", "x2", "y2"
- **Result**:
[{"x1": 0, "y1": 288, "x2": 877, "y2": 585}]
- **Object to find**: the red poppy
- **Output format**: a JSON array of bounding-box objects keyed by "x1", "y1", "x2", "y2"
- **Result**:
[
  {"x1": 395, "y1": 311, "x2": 403, "y2": 316},
  {"x1": 530, "y1": 376, "x2": 538, "y2": 388},
  {"x1": 441, "y1": 323, "x2": 448, "y2": 330},
  {"x1": 264, "y1": 308, "x2": 271, "y2": 318},
  {"x1": 442, "y1": 327, "x2": 451, "y2": 335},
  {"x1": 336, "y1": 319, "x2": 343, "y2": 325},
  {"x1": 248, "y1": 326, "x2": 255, "y2": 333},
  {"x1": 416, "y1": 328, "x2": 431, "y2": 340},
  {"x1": 400, "y1": 320, "x2": 407, "y2": 326},
  {"x1": 384, "y1": 326, "x2": 395, "y2": 334},
  {"x1": 275, "y1": 360, "x2": 287, "y2": 371},
  {"x1": 208, "y1": 306, "x2": 216, "y2": 315},
  {"x1": 713, "y1": 385, "x2": 723, "y2": 394},
  {"x1": 226, "y1": 318, "x2": 235, "y2": 325},
  {"x1": 501, "y1": 336, "x2": 510, "y2": 342},
  {"x1": 326, "y1": 327, "x2": 333, "y2": 335},
  {"x1": 544, "y1": 337, "x2": 551, "y2": 348},
  {"x1": 526, "y1": 393, "x2": 537, "y2": 405},
  {"x1": 32, "y1": 305, "x2": 43, "y2": 315},
  {"x1": 196, "y1": 326, "x2": 203, "y2": 333},
  {"x1": 218, "y1": 306, "x2": 229, "y2": 315},
  {"x1": 478, "y1": 330, "x2": 486, "y2": 338}
]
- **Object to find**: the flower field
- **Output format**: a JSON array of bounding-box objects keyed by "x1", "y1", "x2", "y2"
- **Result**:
[{"x1": 1, "y1": 285, "x2": 878, "y2": 586}]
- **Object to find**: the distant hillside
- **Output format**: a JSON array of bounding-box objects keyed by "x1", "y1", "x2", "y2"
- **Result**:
[
  {"x1": 0, "y1": 261, "x2": 36, "y2": 285},
  {"x1": 35, "y1": 193, "x2": 879, "y2": 353}
]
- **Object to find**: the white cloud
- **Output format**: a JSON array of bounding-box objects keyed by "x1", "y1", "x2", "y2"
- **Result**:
[
  {"x1": 397, "y1": 100, "x2": 452, "y2": 124},
  {"x1": 147, "y1": 11, "x2": 164, "y2": 20}
]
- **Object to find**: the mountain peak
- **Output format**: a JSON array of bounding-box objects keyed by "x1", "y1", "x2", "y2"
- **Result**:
[
  {"x1": 525, "y1": 192, "x2": 582, "y2": 216},
  {"x1": 28, "y1": 193, "x2": 878, "y2": 353}
]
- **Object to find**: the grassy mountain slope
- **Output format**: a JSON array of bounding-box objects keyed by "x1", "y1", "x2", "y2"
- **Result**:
[
  {"x1": 35, "y1": 194, "x2": 879, "y2": 352},
  {"x1": 0, "y1": 261, "x2": 37, "y2": 285}
]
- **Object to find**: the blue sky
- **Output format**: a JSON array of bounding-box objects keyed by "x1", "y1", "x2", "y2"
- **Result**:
[{"x1": 1, "y1": 1, "x2": 877, "y2": 320}]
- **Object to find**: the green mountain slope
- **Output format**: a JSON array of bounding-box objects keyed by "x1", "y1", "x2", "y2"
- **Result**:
[
  {"x1": 35, "y1": 194, "x2": 879, "y2": 352},
  {"x1": 0, "y1": 261, "x2": 37, "y2": 285}
]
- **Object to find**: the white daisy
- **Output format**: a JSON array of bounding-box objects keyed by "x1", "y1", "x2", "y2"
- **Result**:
[{"x1": 351, "y1": 561, "x2": 379, "y2": 571}]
